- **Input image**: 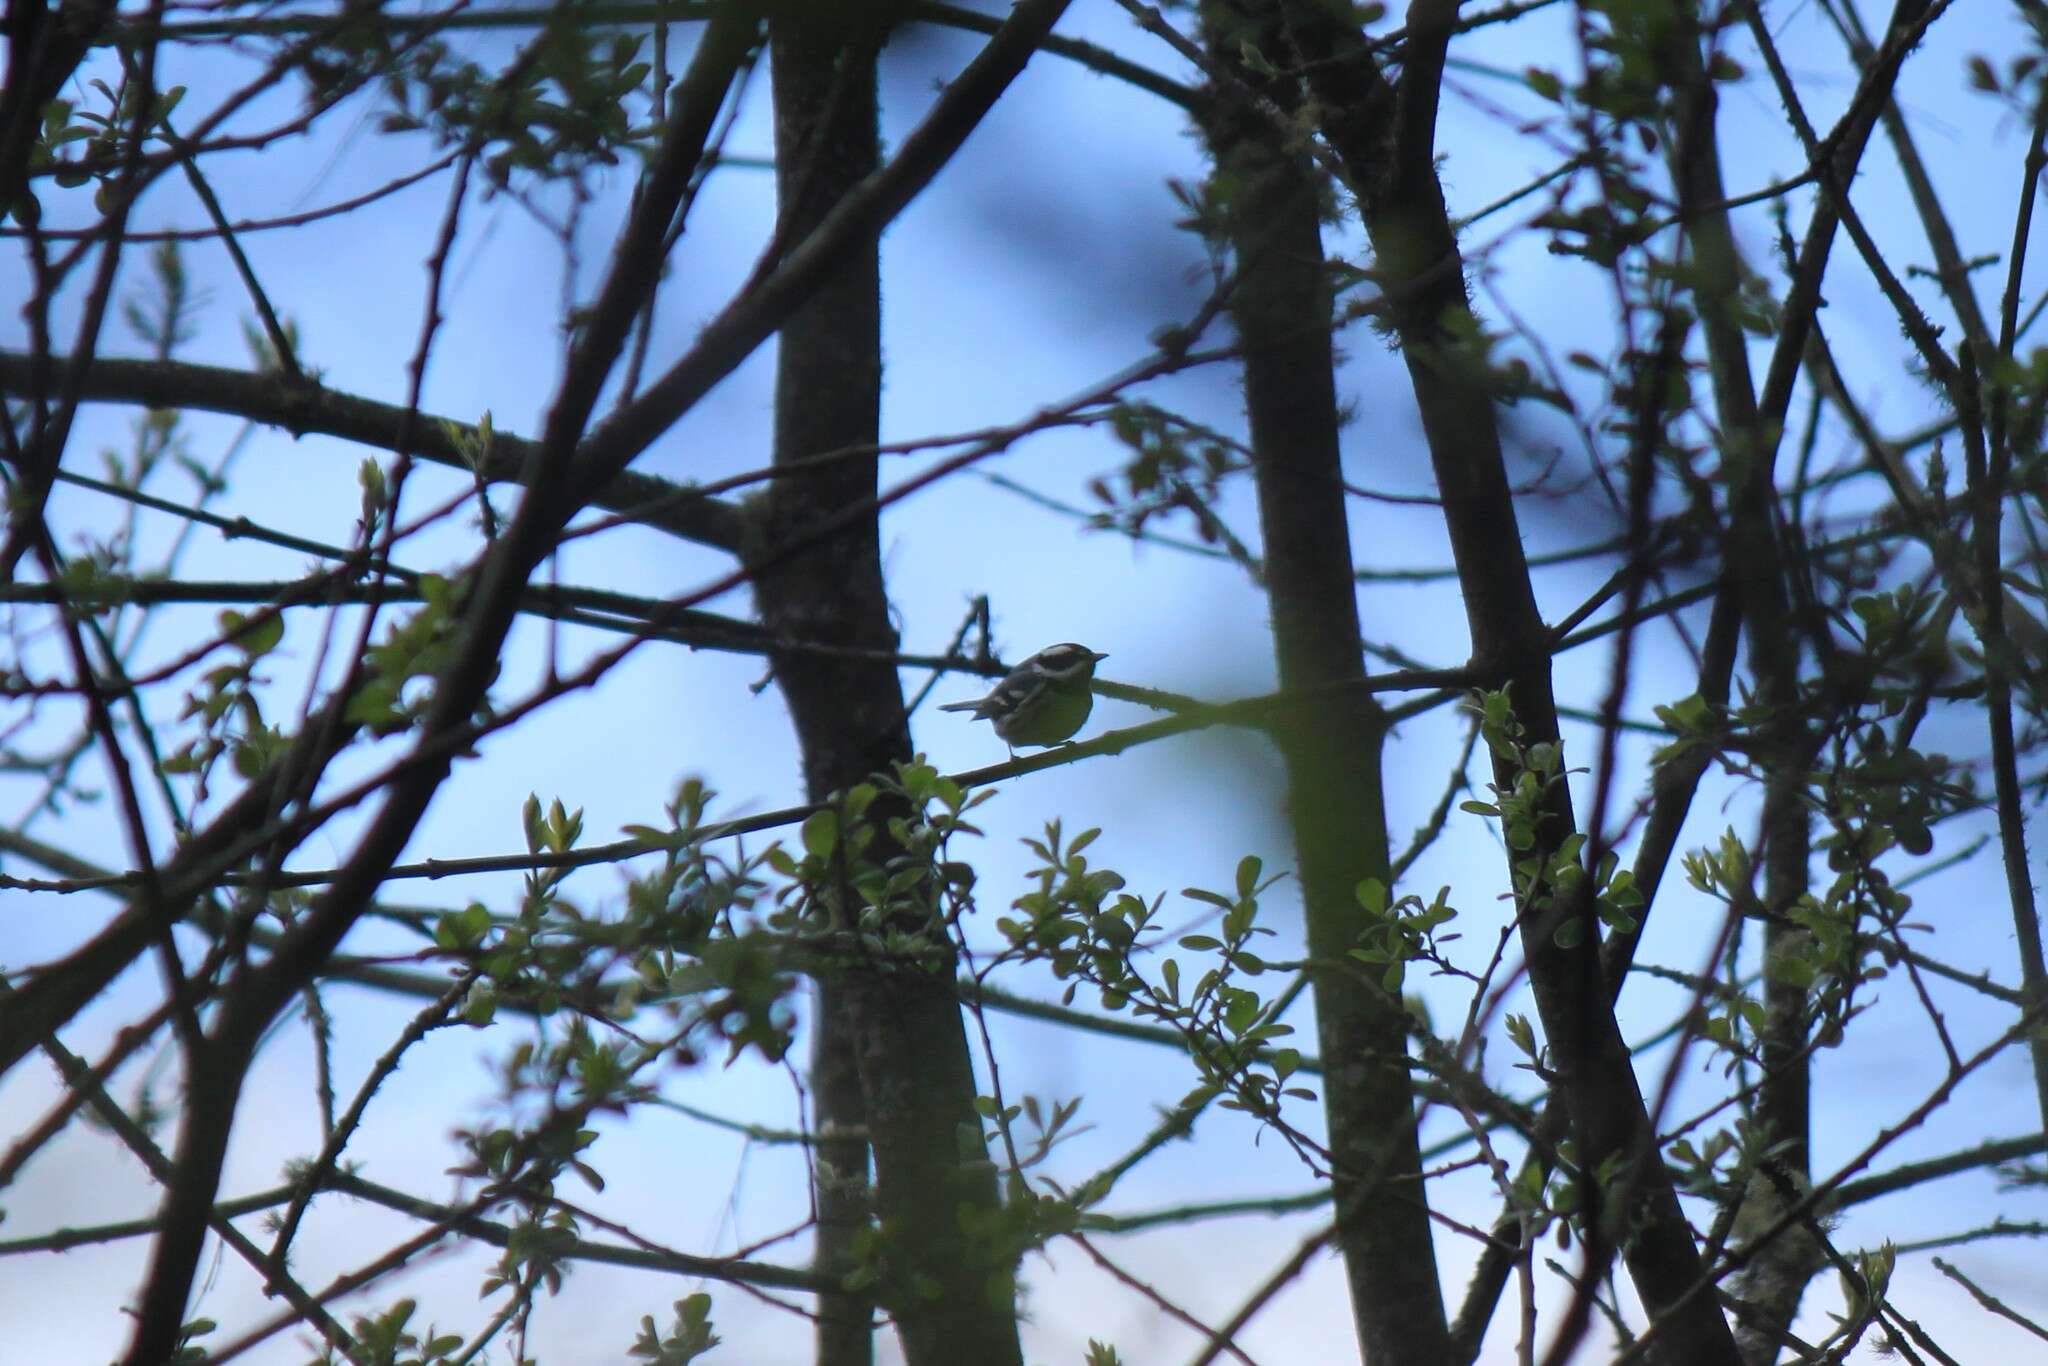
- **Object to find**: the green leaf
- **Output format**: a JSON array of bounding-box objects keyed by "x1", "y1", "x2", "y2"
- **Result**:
[
  {"x1": 801, "y1": 810, "x2": 838, "y2": 859},
  {"x1": 1222, "y1": 990, "x2": 1261, "y2": 1034},
  {"x1": 1237, "y1": 39, "x2": 1278, "y2": 77},
  {"x1": 462, "y1": 983, "x2": 498, "y2": 1026},
  {"x1": 1706, "y1": 53, "x2": 1745, "y2": 82},
  {"x1": 522, "y1": 794, "x2": 544, "y2": 855},
  {"x1": 153, "y1": 85, "x2": 187, "y2": 126},
  {"x1": 217, "y1": 608, "x2": 283, "y2": 658}
]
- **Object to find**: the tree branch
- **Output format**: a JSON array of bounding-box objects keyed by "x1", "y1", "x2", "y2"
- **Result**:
[{"x1": 0, "y1": 350, "x2": 750, "y2": 551}]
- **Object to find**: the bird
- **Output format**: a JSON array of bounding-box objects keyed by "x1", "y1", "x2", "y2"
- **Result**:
[{"x1": 938, "y1": 643, "x2": 1108, "y2": 748}]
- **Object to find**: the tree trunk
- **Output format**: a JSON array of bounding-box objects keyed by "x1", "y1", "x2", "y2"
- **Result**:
[
  {"x1": 1271, "y1": 3, "x2": 1745, "y2": 1361},
  {"x1": 759, "y1": 10, "x2": 1023, "y2": 1364},
  {"x1": 1657, "y1": 19, "x2": 1820, "y2": 1360},
  {"x1": 1197, "y1": 6, "x2": 1452, "y2": 1362}
]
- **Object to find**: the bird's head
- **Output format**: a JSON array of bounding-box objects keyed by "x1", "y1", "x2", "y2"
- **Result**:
[{"x1": 1028, "y1": 643, "x2": 1108, "y2": 681}]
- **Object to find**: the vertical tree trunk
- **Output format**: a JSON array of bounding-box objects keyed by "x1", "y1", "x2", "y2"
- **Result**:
[
  {"x1": 1197, "y1": 7, "x2": 1452, "y2": 1362},
  {"x1": 1271, "y1": 3, "x2": 1744, "y2": 1361},
  {"x1": 1657, "y1": 21, "x2": 1819, "y2": 1360},
  {"x1": 766, "y1": 22, "x2": 882, "y2": 1365},
  {"x1": 759, "y1": 10, "x2": 1023, "y2": 1364}
]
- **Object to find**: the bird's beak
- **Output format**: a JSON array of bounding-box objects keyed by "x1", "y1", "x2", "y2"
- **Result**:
[{"x1": 1090, "y1": 651, "x2": 1109, "y2": 662}]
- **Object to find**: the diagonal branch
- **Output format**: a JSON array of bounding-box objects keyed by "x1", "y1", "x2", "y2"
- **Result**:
[
  {"x1": 110, "y1": 15, "x2": 768, "y2": 1361},
  {"x1": 572, "y1": 0, "x2": 1077, "y2": 484},
  {"x1": 1277, "y1": 2, "x2": 1746, "y2": 1361},
  {"x1": 0, "y1": 350, "x2": 750, "y2": 551}
]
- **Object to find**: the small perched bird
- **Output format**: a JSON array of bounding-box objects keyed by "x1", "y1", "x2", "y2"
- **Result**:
[{"x1": 939, "y1": 643, "x2": 1108, "y2": 748}]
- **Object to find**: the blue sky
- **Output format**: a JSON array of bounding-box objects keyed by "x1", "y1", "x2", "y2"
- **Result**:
[{"x1": 5, "y1": 1, "x2": 2048, "y2": 1361}]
